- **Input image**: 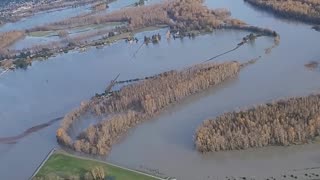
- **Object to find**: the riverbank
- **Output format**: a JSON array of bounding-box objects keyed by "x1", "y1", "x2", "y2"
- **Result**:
[{"x1": 32, "y1": 149, "x2": 166, "y2": 180}]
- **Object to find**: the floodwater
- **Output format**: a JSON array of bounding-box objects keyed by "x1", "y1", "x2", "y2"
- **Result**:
[
  {"x1": 0, "y1": 5, "x2": 92, "y2": 32},
  {"x1": 10, "y1": 22, "x2": 124, "y2": 50},
  {"x1": 5, "y1": 0, "x2": 160, "y2": 50},
  {"x1": 0, "y1": 0, "x2": 160, "y2": 32},
  {"x1": 0, "y1": 0, "x2": 320, "y2": 179},
  {"x1": 108, "y1": 1, "x2": 320, "y2": 179}
]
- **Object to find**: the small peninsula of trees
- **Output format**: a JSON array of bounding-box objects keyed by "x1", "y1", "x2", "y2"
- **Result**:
[
  {"x1": 195, "y1": 94, "x2": 320, "y2": 153},
  {"x1": 244, "y1": 0, "x2": 320, "y2": 23},
  {"x1": 57, "y1": 61, "x2": 242, "y2": 155}
]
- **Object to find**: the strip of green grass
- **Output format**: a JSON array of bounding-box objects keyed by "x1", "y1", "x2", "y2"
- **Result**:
[
  {"x1": 28, "y1": 31, "x2": 56, "y2": 37},
  {"x1": 34, "y1": 152, "x2": 158, "y2": 180}
]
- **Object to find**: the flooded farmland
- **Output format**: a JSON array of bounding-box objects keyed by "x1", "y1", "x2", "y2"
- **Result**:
[{"x1": 1, "y1": 0, "x2": 320, "y2": 179}]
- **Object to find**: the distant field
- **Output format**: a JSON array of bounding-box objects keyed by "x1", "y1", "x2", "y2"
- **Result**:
[
  {"x1": 33, "y1": 151, "x2": 160, "y2": 180},
  {"x1": 28, "y1": 22, "x2": 126, "y2": 38}
]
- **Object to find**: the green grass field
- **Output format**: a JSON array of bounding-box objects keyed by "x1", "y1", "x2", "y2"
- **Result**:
[
  {"x1": 34, "y1": 152, "x2": 159, "y2": 180},
  {"x1": 28, "y1": 31, "x2": 56, "y2": 37}
]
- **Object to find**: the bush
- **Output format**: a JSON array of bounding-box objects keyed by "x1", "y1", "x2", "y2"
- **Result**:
[{"x1": 58, "y1": 30, "x2": 68, "y2": 38}]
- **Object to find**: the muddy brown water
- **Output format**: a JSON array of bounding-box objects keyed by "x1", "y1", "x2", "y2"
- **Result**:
[{"x1": 1, "y1": 0, "x2": 320, "y2": 179}]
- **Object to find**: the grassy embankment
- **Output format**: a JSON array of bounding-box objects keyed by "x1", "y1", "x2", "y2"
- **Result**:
[{"x1": 34, "y1": 151, "x2": 160, "y2": 180}]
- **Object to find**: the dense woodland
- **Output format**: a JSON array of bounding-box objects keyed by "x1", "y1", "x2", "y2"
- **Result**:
[
  {"x1": 57, "y1": 62, "x2": 242, "y2": 155},
  {"x1": 0, "y1": 0, "x2": 280, "y2": 69},
  {"x1": 245, "y1": 0, "x2": 320, "y2": 23},
  {"x1": 195, "y1": 94, "x2": 320, "y2": 152}
]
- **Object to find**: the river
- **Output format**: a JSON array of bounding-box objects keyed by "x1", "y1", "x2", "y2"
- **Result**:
[{"x1": 0, "y1": 0, "x2": 320, "y2": 179}]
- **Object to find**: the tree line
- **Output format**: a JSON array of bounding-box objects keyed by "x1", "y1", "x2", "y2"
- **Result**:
[
  {"x1": 30, "y1": 0, "x2": 244, "y2": 32},
  {"x1": 244, "y1": 0, "x2": 320, "y2": 23},
  {"x1": 195, "y1": 94, "x2": 320, "y2": 153},
  {"x1": 57, "y1": 61, "x2": 242, "y2": 155}
]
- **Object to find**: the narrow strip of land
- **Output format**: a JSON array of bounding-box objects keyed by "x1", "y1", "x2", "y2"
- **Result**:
[{"x1": 32, "y1": 149, "x2": 167, "y2": 180}]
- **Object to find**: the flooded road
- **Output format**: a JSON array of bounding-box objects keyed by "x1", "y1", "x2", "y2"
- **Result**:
[{"x1": 0, "y1": 0, "x2": 320, "y2": 179}]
